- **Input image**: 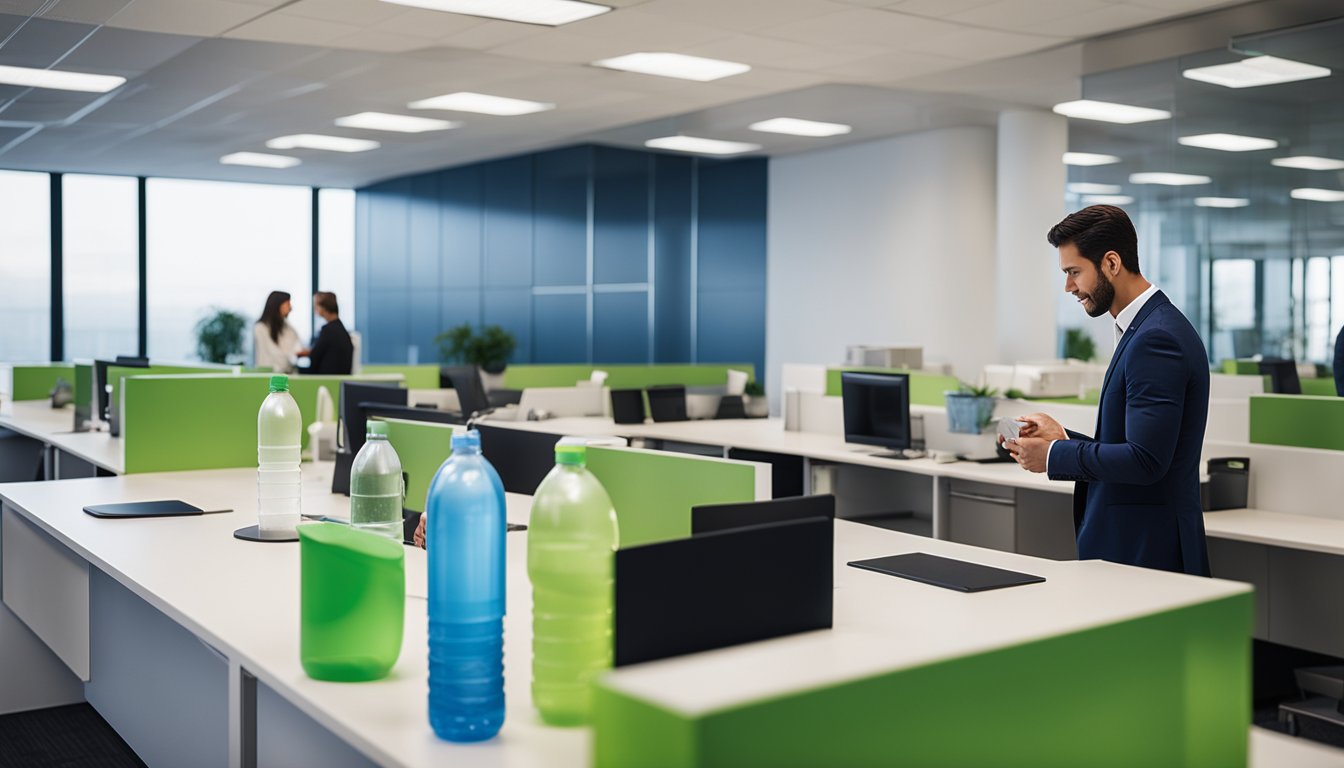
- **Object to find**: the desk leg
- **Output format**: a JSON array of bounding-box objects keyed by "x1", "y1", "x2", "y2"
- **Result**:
[
  {"x1": 229, "y1": 661, "x2": 257, "y2": 768},
  {"x1": 42, "y1": 444, "x2": 54, "y2": 481},
  {"x1": 802, "y1": 458, "x2": 813, "y2": 496},
  {"x1": 931, "y1": 476, "x2": 950, "y2": 540}
]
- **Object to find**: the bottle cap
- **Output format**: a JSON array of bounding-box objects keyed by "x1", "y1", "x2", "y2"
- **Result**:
[
  {"x1": 555, "y1": 443, "x2": 586, "y2": 465},
  {"x1": 268, "y1": 374, "x2": 289, "y2": 393},
  {"x1": 451, "y1": 429, "x2": 481, "y2": 453},
  {"x1": 367, "y1": 421, "x2": 389, "y2": 438}
]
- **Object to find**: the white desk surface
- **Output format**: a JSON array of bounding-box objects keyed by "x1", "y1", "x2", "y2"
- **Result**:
[
  {"x1": 0, "y1": 401, "x2": 123, "y2": 475},
  {"x1": 1250, "y1": 727, "x2": 1344, "y2": 767},
  {"x1": 1204, "y1": 508, "x2": 1344, "y2": 557}
]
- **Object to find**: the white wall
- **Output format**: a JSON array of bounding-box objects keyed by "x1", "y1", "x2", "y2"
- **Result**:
[{"x1": 766, "y1": 127, "x2": 998, "y2": 407}]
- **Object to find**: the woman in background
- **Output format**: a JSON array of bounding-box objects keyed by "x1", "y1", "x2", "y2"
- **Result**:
[{"x1": 254, "y1": 290, "x2": 301, "y2": 373}]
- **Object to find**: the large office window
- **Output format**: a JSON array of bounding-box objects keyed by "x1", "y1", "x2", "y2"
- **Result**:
[
  {"x1": 64, "y1": 174, "x2": 139, "y2": 360},
  {"x1": 318, "y1": 188, "x2": 356, "y2": 333},
  {"x1": 147, "y1": 179, "x2": 311, "y2": 363},
  {"x1": 0, "y1": 170, "x2": 51, "y2": 362}
]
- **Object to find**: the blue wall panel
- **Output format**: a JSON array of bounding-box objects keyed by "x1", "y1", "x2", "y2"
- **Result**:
[
  {"x1": 356, "y1": 145, "x2": 765, "y2": 371},
  {"x1": 593, "y1": 147, "x2": 650, "y2": 286},
  {"x1": 534, "y1": 147, "x2": 589, "y2": 288},
  {"x1": 594, "y1": 291, "x2": 649, "y2": 364},
  {"x1": 533, "y1": 293, "x2": 588, "y2": 363}
]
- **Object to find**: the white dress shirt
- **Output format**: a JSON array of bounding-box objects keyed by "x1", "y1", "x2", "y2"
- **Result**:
[
  {"x1": 1043, "y1": 282, "x2": 1159, "y2": 472},
  {"x1": 253, "y1": 321, "x2": 301, "y2": 374}
]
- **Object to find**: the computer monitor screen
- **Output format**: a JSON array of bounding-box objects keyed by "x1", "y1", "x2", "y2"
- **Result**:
[
  {"x1": 339, "y1": 381, "x2": 405, "y2": 455},
  {"x1": 841, "y1": 371, "x2": 911, "y2": 451},
  {"x1": 476, "y1": 424, "x2": 563, "y2": 495},
  {"x1": 1259, "y1": 359, "x2": 1302, "y2": 395},
  {"x1": 94, "y1": 356, "x2": 150, "y2": 423}
]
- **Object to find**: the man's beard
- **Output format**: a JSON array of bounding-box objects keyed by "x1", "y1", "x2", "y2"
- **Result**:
[{"x1": 1085, "y1": 269, "x2": 1115, "y2": 317}]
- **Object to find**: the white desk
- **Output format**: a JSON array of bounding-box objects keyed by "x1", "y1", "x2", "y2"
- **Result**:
[
  {"x1": 0, "y1": 401, "x2": 123, "y2": 476},
  {"x1": 0, "y1": 463, "x2": 1295, "y2": 767}
]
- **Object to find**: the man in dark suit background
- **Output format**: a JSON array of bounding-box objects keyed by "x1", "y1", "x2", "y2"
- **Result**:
[
  {"x1": 1334, "y1": 324, "x2": 1344, "y2": 397},
  {"x1": 300, "y1": 291, "x2": 354, "y2": 375},
  {"x1": 1004, "y1": 205, "x2": 1211, "y2": 576}
]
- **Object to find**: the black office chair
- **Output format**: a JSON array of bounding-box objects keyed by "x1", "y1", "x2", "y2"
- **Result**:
[{"x1": 443, "y1": 365, "x2": 493, "y2": 417}]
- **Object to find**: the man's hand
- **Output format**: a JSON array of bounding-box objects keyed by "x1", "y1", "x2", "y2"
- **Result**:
[
  {"x1": 413, "y1": 512, "x2": 426, "y2": 549},
  {"x1": 1017, "y1": 412, "x2": 1066, "y2": 442},
  {"x1": 1005, "y1": 436, "x2": 1050, "y2": 473}
]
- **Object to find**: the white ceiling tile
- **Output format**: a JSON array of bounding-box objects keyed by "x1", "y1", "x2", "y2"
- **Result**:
[
  {"x1": 685, "y1": 34, "x2": 889, "y2": 72},
  {"x1": 1050, "y1": 3, "x2": 1163, "y2": 37},
  {"x1": 815, "y1": 49, "x2": 967, "y2": 81},
  {"x1": 39, "y1": 0, "x2": 132, "y2": 25},
  {"x1": 760, "y1": 8, "x2": 962, "y2": 48},
  {"x1": 327, "y1": 28, "x2": 438, "y2": 53},
  {"x1": 371, "y1": 8, "x2": 490, "y2": 40},
  {"x1": 436, "y1": 20, "x2": 548, "y2": 50},
  {"x1": 223, "y1": 12, "x2": 364, "y2": 46},
  {"x1": 486, "y1": 30, "x2": 632, "y2": 63},
  {"x1": 944, "y1": 0, "x2": 1110, "y2": 32},
  {"x1": 281, "y1": 0, "x2": 405, "y2": 25},
  {"x1": 631, "y1": 0, "x2": 848, "y2": 33},
  {"x1": 905, "y1": 26, "x2": 1061, "y2": 61},
  {"x1": 103, "y1": 0, "x2": 276, "y2": 36},
  {"x1": 561, "y1": 8, "x2": 734, "y2": 50},
  {"x1": 0, "y1": 0, "x2": 48, "y2": 14},
  {"x1": 57, "y1": 26, "x2": 201, "y2": 75},
  {"x1": 886, "y1": 0, "x2": 1000, "y2": 17}
]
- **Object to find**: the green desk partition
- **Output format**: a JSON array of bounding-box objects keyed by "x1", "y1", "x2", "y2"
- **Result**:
[
  {"x1": 107, "y1": 363, "x2": 233, "y2": 422},
  {"x1": 585, "y1": 446, "x2": 758, "y2": 548},
  {"x1": 74, "y1": 363, "x2": 92, "y2": 413},
  {"x1": 1221, "y1": 359, "x2": 1261, "y2": 376},
  {"x1": 503, "y1": 364, "x2": 755, "y2": 391},
  {"x1": 594, "y1": 593, "x2": 1251, "y2": 767},
  {"x1": 1300, "y1": 378, "x2": 1338, "y2": 397},
  {"x1": 1249, "y1": 394, "x2": 1344, "y2": 451},
  {"x1": 121, "y1": 373, "x2": 403, "y2": 473},
  {"x1": 824, "y1": 368, "x2": 962, "y2": 407},
  {"x1": 377, "y1": 418, "x2": 457, "y2": 513},
  {"x1": 363, "y1": 364, "x2": 441, "y2": 390},
  {"x1": 5, "y1": 364, "x2": 76, "y2": 401}
]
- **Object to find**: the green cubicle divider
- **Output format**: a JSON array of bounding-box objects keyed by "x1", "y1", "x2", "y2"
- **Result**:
[
  {"x1": 823, "y1": 367, "x2": 962, "y2": 407},
  {"x1": 121, "y1": 373, "x2": 403, "y2": 473},
  {"x1": 1300, "y1": 378, "x2": 1338, "y2": 397},
  {"x1": 378, "y1": 418, "x2": 457, "y2": 513},
  {"x1": 1221, "y1": 359, "x2": 1261, "y2": 376},
  {"x1": 502, "y1": 364, "x2": 755, "y2": 391},
  {"x1": 75, "y1": 364, "x2": 92, "y2": 413},
  {"x1": 5, "y1": 363, "x2": 76, "y2": 401},
  {"x1": 363, "y1": 364, "x2": 441, "y2": 390},
  {"x1": 1249, "y1": 394, "x2": 1344, "y2": 451},
  {"x1": 585, "y1": 446, "x2": 758, "y2": 548},
  {"x1": 594, "y1": 592, "x2": 1251, "y2": 767},
  {"x1": 107, "y1": 363, "x2": 233, "y2": 419}
]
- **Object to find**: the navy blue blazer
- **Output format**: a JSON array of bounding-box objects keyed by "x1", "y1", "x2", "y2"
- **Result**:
[{"x1": 1047, "y1": 291, "x2": 1211, "y2": 576}]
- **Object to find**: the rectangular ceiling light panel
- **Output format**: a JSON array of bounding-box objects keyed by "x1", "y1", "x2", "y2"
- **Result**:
[
  {"x1": 220, "y1": 152, "x2": 301, "y2": 168},
  {"x1": 1183, "y1": 55, "x2": 1330, "y2": 88},
  {"x1": 1194, "y1": 197, "x2": 1249, "y2": 208},
  {"x1": 1291, "y1": 188, "x2": 1344, "y2": 202},
  {"x1": 408, "y1": 92, "x2": 554, "y2": 115},
  {"x1": 266, "y1": 134, "x2": 380, "y2": 152},
  {"x1": 0, "y1": 64, "x2": 125, "y2": 93},
  {"x1": 1272, "y1": 156, "x2": 1344, "y2": 171},
  {"x1": 335, "y1": 112, "x2": 459, "y2": 133},
  {"x1": 1177, "y1": 133, "x2": 1277, "y2": 152},
  {"x1": 379, "y1": 0, "x2": 610, "y2": 26},
  {"x1": 1063, "y1": 152, "x2": 1120, "y2": 166},
  {"x1": 1052, "y1": 100, "x2": 1170, "y2": 124},
  {"x1": 749, "y1": 118, "x2": 851, "y2": 137},
  {"x1": 1129, "y1": 172, "x2": 1211, "y2": 186},
  {"x1": 593, "y1": 52, "x2": 750, "y2": 81},
  {"x1": 645, "y1": 136, "x2": 761, "y2": 155}
]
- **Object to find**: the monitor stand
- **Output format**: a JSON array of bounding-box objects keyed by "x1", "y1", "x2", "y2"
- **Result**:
[{"x1": 867, "y1": 450, "x2": 911, "y2": 460}]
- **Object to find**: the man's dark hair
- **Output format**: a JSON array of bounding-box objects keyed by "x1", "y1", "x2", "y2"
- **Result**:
[
  {"x1": 314, "y1": 291, "x2": 339, "y2": 316},
  {"x1": 1047, "y1": 205, "x2": 1140, "y2": 275}
]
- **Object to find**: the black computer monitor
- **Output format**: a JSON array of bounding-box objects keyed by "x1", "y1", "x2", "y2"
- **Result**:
[
  {"x1": 476, "y1": 424, "x2": 565, "y2": 495},
  {"x1": 841, "y1": 371, "x2": 911, "y2": 454},
  {"x1": 646, "y1": 385, "x2": 688, "y2": 423},
  {"x1": 338, "y1": 381, "x2": 406, "y2": 456},
  {"x1": 1259, "y1": 359, "x2": 1302, "y2": 395},
  {"x1": 443, "y1": 365, "x2": 492, "y2": 417},
  {"x1": 94, "y1": 356, "x2": 150, "y2": 423},
  {"x1": 691, "y1": 494, "x2": 835, "y2": 535}
]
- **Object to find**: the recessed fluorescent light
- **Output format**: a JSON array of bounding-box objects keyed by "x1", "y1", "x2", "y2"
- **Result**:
[
  {"x1": 265, "y1": 134, "x2": 380, "y2": 153},
  {"x1": 1291, "y1": 188, "x2": 1344, "y2": 202},
  {"x1": 748, "y1": 118, "x2": 852, "y2": 137},
  {"x1": 1063, "y1": 152, "x2": 1120, "y2": 166},
  {"x1": 1272, "y1": 156, "x2": 1344, "y2": 171},
  {"x1": 645, "y1": 136, "x2": 761, "y2": 156},
  {"x1": 1178, "y1": 133, "x2": 1278, "y2": 152},
  {"x1": 334, "y1": 112, "x2": 459, "y2": 133},
  {"x1": 408, "y1": 91, "x2": 554, "y2": 116},
  {"x1": 1194, "y1": 197, "x2": 1249, "y2": 208},
  {"x1": 0, "y1": 63, "x2": 125, "y2": 93},
  {"x1": 378, "y1": 0, "x2": 610, "y2": 26},
  {"x1": 1051, "y1": 100, "x2": 1170, "y2": 124},
  {"x1": 1182, "y1": 55, "x2": 1330, "y2": 89},
  {"x1": 1068, "y1": 182, "x2": 1122, "y2": 194},
  {"x1": 219, "y1": 152, "x2": 301, "y2": 169},
  {"x1": 1082, "y1": 194, "x2": 1134, "y2": 205},
  {"x1": 1129, "y1": 172, "x2": 1211, "y2": 186},
  {"x1": 593, "y1": 52, "x2": 750, "y2": 82}
]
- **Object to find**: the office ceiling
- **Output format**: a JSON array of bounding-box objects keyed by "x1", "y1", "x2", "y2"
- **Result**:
[{"x1": 0, "y1": 0, "x2": 1254, "y2": 187}]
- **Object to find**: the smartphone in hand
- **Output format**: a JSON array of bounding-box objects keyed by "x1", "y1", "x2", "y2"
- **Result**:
[{"x1": 997, "y1": 417, "x2": 1025, "y2": 444}]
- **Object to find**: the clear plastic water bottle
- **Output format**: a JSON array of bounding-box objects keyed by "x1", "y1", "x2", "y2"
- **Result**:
[
  {"x1": 527, "y1": 443, "x2": 619, "y2": 727},
  {"x1": 257, "y1": 374, "x2": 301, "y2": 533},
  {"x1": 426, "y1": 430, "x2": 506, "y2": 742},
  {"x1": 349, "y1": 421, "x2": 404, "y2": 541}
]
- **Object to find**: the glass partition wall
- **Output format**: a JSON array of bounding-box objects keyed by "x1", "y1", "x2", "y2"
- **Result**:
[{"x1": 1064, "y1": 18, "x2": 1344, "y2": 366}]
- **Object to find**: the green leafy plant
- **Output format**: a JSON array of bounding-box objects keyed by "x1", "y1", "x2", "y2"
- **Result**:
[
  {"x1": 957, "y1": 381, "x2": 1000, "y2": 398},
  {"x1": 743, "y1": 380, "x2": 765, "y2": 397},
  {"x1": 195, "y1": 308, "x2": 247, "y2": 364},
  {"x1": 1063, "y1": 328, "x2": 1097, "y2": 362},
  {"x1": 946, "y1": 380, "x2": 999, "y2": 433},
  {"x1": 435, "y1": 323, "x2": 517, "y2": 373}
]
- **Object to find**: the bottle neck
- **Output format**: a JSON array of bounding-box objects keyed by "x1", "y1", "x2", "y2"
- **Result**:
[{"x1": 453, "y1": 445, "x2": 481, "y2": 457}]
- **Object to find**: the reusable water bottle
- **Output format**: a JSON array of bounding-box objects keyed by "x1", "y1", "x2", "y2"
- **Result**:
[
  {"x1": 257, "y1": 374, "x2": 302, "y2": 533},
  {"x1": 527, "y1": 444, "x2": 619, "y2": 726},
  {"x1": 349, "y1": 421, "x2": 404, "y2": 541},
  {"x1": 426, "y1": 430, "x2": 506, "y2": 742}
]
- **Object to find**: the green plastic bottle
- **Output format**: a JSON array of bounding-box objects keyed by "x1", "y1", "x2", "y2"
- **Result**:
[{"x1": 527, "y1": 444, "x2": 619, "y2": 726}]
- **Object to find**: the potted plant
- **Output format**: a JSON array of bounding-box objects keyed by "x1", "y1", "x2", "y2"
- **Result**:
[
  {"x1": 743, "y1": 380, "x2": 769, "y2": 418},
  {"x1": 944, "y1": 381, "x2": 998, "y2": 434},
  {"x1": 1063, "y1": 328, "x2": 1097, "y2": 362},
  {"x1": 435, "y1": 324, "x2": 517, "y2": 388},
  {"x1": 195, "y1": 308, "x2": 248, "y2": 364}
]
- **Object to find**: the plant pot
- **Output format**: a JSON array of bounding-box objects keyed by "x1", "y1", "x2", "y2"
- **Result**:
[
  {"x1": 945, "y1": 392, "x2": 995, "y2": 434},
  {"x1": 744, "y1": 395, "x2": 770, "y2": 418},
  {"x1": 479, "y1": 370, "x2": 505, "y2": 392}
]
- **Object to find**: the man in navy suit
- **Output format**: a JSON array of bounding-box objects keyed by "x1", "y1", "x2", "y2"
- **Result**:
[{"x1": 1004, "y1": 205, "x2": 1211, "y2": 576}]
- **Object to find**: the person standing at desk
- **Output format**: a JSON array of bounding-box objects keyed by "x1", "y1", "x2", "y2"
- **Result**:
[
  {"x1": 1004, "y1": 205, "x2": 1211, "y2": 576},
  {"x1": 1334, "y1": 324, "x2": 1344, "y2": 396},
  {"x1": 301, "y1": 291, "x2": 353, "y2": 375},
  {"x1": 254, "y1": 290, "x2": 301, "y2": 374}
]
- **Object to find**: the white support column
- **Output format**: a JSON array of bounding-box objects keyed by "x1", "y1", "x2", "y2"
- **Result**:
[{"x1": 996, "y1": 109, "x2": 1068, "y2": 365}]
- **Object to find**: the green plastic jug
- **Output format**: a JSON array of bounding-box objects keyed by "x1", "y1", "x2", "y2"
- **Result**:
[{"x1": 299, "y1": 522, "x2": 405, "y2": 682}]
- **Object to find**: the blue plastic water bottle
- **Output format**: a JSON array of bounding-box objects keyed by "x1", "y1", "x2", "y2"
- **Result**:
[{"x1": 426, "y1": 430, "x2": 506, "y2": 742}]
